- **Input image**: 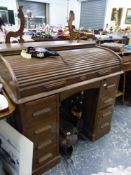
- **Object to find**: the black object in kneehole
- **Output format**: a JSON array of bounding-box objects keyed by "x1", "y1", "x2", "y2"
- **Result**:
[{"x1": 60, "y1": 146, "x2": 73, "y2": 157}]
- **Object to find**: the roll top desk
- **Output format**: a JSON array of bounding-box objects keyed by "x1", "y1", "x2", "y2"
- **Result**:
[{"x1": 0, "y1": 43, "x2": 123, "y2": 175}]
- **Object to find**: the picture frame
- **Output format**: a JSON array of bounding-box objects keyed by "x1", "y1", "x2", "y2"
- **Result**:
[
  {"x1": 111, "y1": 8, "x2": 123, "y2": 26},
  {"x1": 111, "y1": 8, "x2": 117, "y2": 21},
  {"x1": 125, "y1": 8, "x2": 131, "y2": 24}
]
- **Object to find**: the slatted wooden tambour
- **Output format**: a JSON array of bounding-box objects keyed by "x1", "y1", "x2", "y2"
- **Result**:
[
  {"x1": 0, "y1": 48, "x2": 122, "y2": 101},
  {"x1": 0, "y1": 46, "x2": 123, "y2": 174}
]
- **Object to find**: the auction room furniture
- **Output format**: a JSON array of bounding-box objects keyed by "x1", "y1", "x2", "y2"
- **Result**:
[
  {"x1": 101, "y1": 42, "x2": 131, "y2": 104},
  {"x1": 119, "y1": 51, "x2": 131, "y2": 104},
  {"x1": 0, "y1": 42, "x2": 123, "y2": 175}
]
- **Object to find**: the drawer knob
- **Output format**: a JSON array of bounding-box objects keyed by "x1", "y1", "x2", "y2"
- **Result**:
[{"x1": 103, "y1": 83, "x2": 107, "y2": 87}]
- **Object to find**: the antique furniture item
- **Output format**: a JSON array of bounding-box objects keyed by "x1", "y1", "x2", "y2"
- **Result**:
[
  {"x1": 5, "y1": 6, "x2": 25, "y2": 43},
  {"x1": 0, "y1": 47, "x2": 123, "y2": 174},
  {"x1": 68, "y1": 10, "x2": 95, "y2": 40}
]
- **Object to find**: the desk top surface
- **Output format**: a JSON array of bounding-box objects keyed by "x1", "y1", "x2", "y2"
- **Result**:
[{"x1": 0, "y1": 40, "x2": 96, "y2": 53}]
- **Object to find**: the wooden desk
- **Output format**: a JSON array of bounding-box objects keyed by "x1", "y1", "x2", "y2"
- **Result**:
[
  {"x1": 117, "y1": 49, "x2": 131, "y2": 71},
  {"x1": 118, "y1": 52, "x2": 131, "y2": 103},
  {"x1": 121, "y1": 55, "x2": 131, "y2": 71},
  {"x1": 0, "y1": 44, "x2": 123, "y2": 175},
  {"x1": 100, "y1": 42, "x2": 131, "y2": 103}
]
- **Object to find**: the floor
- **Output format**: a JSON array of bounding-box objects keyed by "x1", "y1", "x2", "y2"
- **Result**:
[{"x1": 43, "y1": 103, "x2": 131, "y2": 175}]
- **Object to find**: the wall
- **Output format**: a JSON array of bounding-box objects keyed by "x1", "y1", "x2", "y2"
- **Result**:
[
  {"x1": 23, "y1": 0, "x2": 81, "y2": 28},
  {"x1": 50, "y1": 0, "x2": 81, "y2": 28},
  {"x1": 68, "y1": 0, "x2": 81, "y2": 28},
  {"x1": 0, "y1": 0, "x2": 81, "y2": 28},
  {"x1": 104, "y1": 0, "x2": 131, "y2": 29},
  {"x1": 2, "y1": 0, "x2": 131, "y2": 30},
  {"x1": 0, "y1": 0, "x2": 17, "y2": 13}
]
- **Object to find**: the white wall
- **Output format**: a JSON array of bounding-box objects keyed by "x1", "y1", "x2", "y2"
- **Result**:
[
  {"x1": 104, "y1": 0, "x2": 131, "y2": 29},
  {"x1": 68, "y1": 0, "x2": 81, "y2": 28},
  {"x1": 50, "y1": 0, "x2": 81, "y2": 28},
  {"x1": 50, "y1": 0, "x2": 68, "y2": 27},
  {"x1": 0, "y1": 0, "x2": 17, "y2": 13}
]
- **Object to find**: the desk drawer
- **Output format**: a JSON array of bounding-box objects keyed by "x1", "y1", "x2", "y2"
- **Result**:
[
  {"x1": 99, "y1": 96, "x2": 115, "y2": 109},
  {"x1": 33, "y1": 144, "x2": 58, "y2": 169},
  {"x1": 102, "y1": 76, "x2": 119, "y2": 86},
  {"x1": 101, "y1": 76, "x2": 119, "y2": 97},
  {"x1": 93, "y1": 106, "x2": 113, "y2": 140},
  {"x1": 97, "y1": 106, "x2": 113, "y2": 128},
  {"x1": 102, "y1": 82, "x2": 117, "y2": 97},
  {"x1": 25, "y1": 118, "x2": 57, "y2": 146},
  {"x1": 24, "y1": 95, "x2": 58, "y2": 126},
  {"x1": 99, "y1": 76, "x2": 119, "y2": 109},
  {"x1": 93, "y1": 124, "x2": 111, "y2": 140}
]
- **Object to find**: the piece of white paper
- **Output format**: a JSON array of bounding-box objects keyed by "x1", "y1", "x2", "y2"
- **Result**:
[{"x1": 0, "y1": 120, "x2": 33, "y2": 175}]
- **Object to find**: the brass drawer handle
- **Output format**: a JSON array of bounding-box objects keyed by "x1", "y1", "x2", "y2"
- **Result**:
[
  {"x1": 103, "y1": 98, "x2": 114, "y2": 104},
  {"x1": 106, "y1": 84, "x2": 116, "y2": 89},
  {"x1": 38, "y1": 153, "x2": 53, "y2": 164},
  {"x1": 34, "y1": 125, "x2": 51, "y2": 135},
  {"x1": 37, "y1": 140, "x2": 52, "y2": 150},
  {"x1": 32, "y1": 108, "x2": 51, "y2": 117},
  {"x1": 102, "y1": 111, "x2": 112, "y2": 118}
]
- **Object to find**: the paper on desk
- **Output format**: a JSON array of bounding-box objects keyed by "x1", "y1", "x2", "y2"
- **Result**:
[{"x1": 0, "y1": 120, "x2": 33, "y2": 175}]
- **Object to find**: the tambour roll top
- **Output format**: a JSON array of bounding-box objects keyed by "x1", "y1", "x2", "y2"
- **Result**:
[{"x1": 0, "y1": 47, "x2": 122, "y2": 103}]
